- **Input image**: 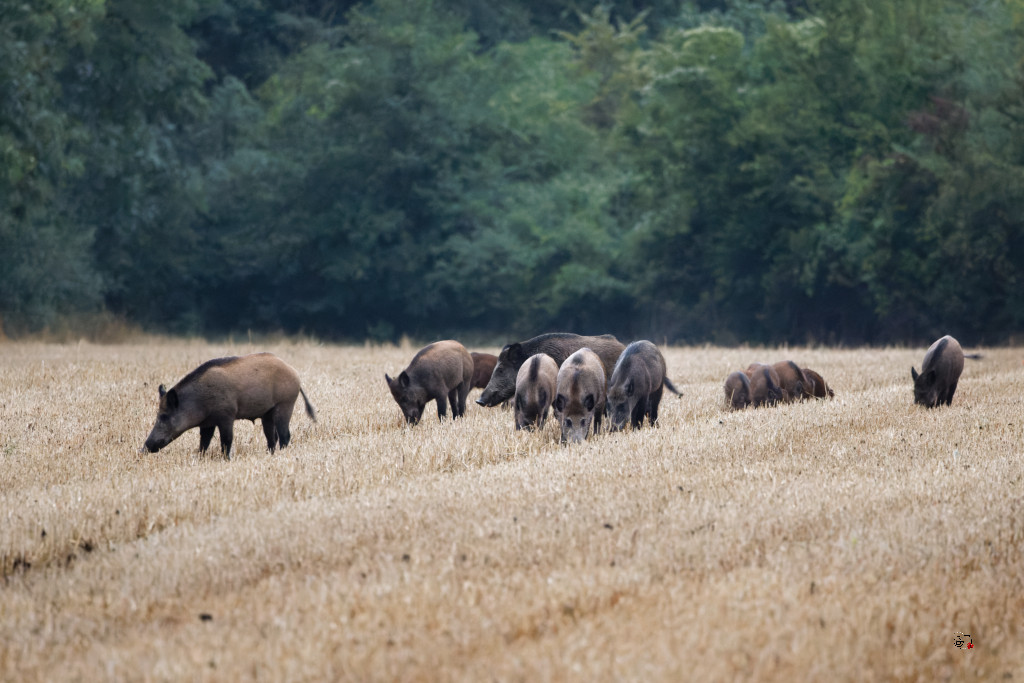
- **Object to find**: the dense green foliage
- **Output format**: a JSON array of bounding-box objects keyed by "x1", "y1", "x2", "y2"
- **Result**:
[{"x1": 3, "y1": 0, "x2": 1023, "y2": 344}]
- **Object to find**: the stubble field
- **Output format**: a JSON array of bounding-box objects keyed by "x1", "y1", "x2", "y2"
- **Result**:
[{"x1": 1, "y1": 339, "x2": 1022, "y2": 681}]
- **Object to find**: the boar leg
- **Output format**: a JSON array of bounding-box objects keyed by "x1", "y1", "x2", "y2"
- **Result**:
[
  {"x1": 944, "y1": 381, "x2": 958, "y2": 406},
  {"x1": 649, "y1": 386, "x2": 664, "y2": 426},
  {"x1": 199, "y1": 426, "x2": 215, "y2": 454},
  {"x1": 448, "y1": 387, "x2": 462, "y2": 419},
  {"x1": 435, "y1": 393, "x2": 449, "y2": 421},
  {"x1": 456, "y1": 381, "x2": 470, "y2": 418},
  {"x1": 261, "y1": 408, "x2": 279, "y2": 453},
  {"x1": 218, "y1": 421, "x2": 234, "y2": 460},
  {"x1": 593, "y1": 409, "x2": 602, "y2": 436},
  {"x1": 275, "y1": 401, "x2": 295, "y2": 448}
]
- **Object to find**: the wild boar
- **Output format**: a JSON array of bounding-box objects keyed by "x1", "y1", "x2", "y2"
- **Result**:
[
  {"x1": 772, "y1": 360, "x2": 811, "y2": 402},
  {"x1": 386, "y1": 340, "x2": 474, "y2": 424},
  {"x1": 911, "y1": 335, "x2": 965, "y2": 407},
  {"x1": 744, "y1": 363, "x2": 784, "y2": 408},
  {"x1": 724, "y1": 371, "x2": 752, "y2": 410},
  {"x1": 477, "y1": 332, "x2": 625, "y2": 407},
  {"x1": 143, "y1": 352, "x2": 316, "y2": 459},
  {"x1": 802, "y1": 368, "x2": 835, "y2": 399},
  {"x1": 606, "y1": 340, "x2": 681, "y2": 430},
  {"x1": 553, "y1": 348, "x2": 607, "y2": 444},
  {"x1": 513, "y1": 353, "x2": 558, "y2": 431},
  {"x1": 470, "y1": 352, "x2": 498, "y2": 390}
]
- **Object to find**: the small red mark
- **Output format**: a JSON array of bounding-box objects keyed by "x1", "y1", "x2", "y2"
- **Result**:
[{"x1": 967, "y1": 643, "x2": 973, "y2": 649}]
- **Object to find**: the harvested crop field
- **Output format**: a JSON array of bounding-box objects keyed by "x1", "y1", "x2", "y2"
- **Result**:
[{"x1": 1, "y1": 339, "x2": 1022, "y2": 681}]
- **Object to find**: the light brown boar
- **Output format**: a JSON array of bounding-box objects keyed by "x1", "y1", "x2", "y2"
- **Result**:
[
  {"x1": 606, "y1": 340, "x2": 681, "y2": 431},
  {"x1": 386, "y1": 340, "x2": 474, "y2": 424},
  {"x1": 912, "y1": 335, "x2": 965, "y2": 408},
  {"x1": 470, "y1": 352, "x2": 498, "y2": 390},
  {"x1": 477, "y1": 333, "x2": 625, "y2": 407},
  {"x1": 553, "y1": 348, "x2": 607, "y2": 444},
  {"x1": 514, "y1": 353, "x2": 558, "y2": 431},
  {"x1": 724, "y1": 371, "x2": 752, "y2": 410},
  {"x1": 802, "y1": 368, "x2": 834, "y2": 399},
  {"x1": 143, "y1": 353, "x2": 316, "y2": 459},
  {"x1": 772, "y1": 360, "x2": 811, "y2": 402},
  {"x1": 744, "y1": 363, "x2": 784, "y2": 408}
]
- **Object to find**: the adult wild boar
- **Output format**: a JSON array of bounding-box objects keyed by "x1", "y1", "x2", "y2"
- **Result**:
[
  {"x1": 606, "y1": 340, "x2": 681, "y2": 431},
  {"x1": 744, "y1": 363, "x2": 784, "y2": 408},
  {"x1": 143, "y1": 352, "x2": 316, "y2": 459},
  {"x1": 386, "y1": 340, "x2": 474, "y2": 424},
  {"x1": 553, "y1": 348, "x2": 607, "y2": 444},
  {"x1": 772, "y1": 361, "x2": 811, "y2": 402},
  {"x1": 724, "y1": 371, "x2": 752, "y2": 410},
  {"x1": 802, "y1": 368, "x2": 835, "y2": 399},
  {"x1": 470, "y1": 352, "x2": 498, "y2": 390},
  {"x1": 911, "y1": 335, "x2": 965, "y2": 408},
  {"x1": 513, "y1": 353, "x2": 558, "y2": 431},
  {"x1": 476, "y1": 333, "x2": 625, "y2": 408}
]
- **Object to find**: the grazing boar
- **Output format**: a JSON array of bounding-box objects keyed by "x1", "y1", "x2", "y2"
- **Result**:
[
  {"x1": 744, "y1": 363, "x2": 784, "y2": 407},
  {"x1": 386, "y1": 340, "x2": 474, "y2": 424},
  {"x1": 911, "y1": 335, "x2": 965, "y2": 408},
  {"x1": 772, "y1": 361, "x2": 811, "y2": 402},
  {"x1": 477, "y1": 333, "x2": 625, "y2": 407},
  {"x1": 514, "y1": 353, "x2": 558, "y2": 431},
  {"x1": 802, "y1": 368, "x2": 834, "y2": 399},
  {"x1": 724, "y1": 371, "x2": 752, "y2": 410},
  {"x1": 606, "y1": 340, "x2": 681, "y2": 431},
  {"x1": 144, "y1": 352, "x2": 316, "y2": 459},
  {"x1": 553, "y1": 348, "x2": 607, "y2": 444},
  {"x1": 470, "y1": 352, "x2": 498, "y2": 390}
]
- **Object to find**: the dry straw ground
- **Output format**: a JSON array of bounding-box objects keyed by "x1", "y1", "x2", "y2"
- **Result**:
[{"x1": 1, "y1": 339, "x2": 1022, "y2": 681}]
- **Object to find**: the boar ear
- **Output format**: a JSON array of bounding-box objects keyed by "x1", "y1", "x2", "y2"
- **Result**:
[
  {"x1": 910, "y1": 367, "x2": 919, "y2": 382},
  {"x1": 398, "y1": 371, "x2": 411, "y2": 388},
  {"x1": 505, "y1": 343, "x2": 525, "y2": 365},
  {"x1": 584, "y1": 394, "x2": 595, "y2": 411},
  {"x1": 385, "y1": 373, "x2": 393, "y2": 386},
  {"x1": 158, "y1": 384, "x2": 167, "y2": 398},
  {"x1": 553, "y1": 395, "x2": 565, "y2": 412},
  {"x1": 625, "y1": 380, "x2": 635, "y2": 397},
  {"x1": 165, "y1": 388, "x2": 179, "y2": 411}
]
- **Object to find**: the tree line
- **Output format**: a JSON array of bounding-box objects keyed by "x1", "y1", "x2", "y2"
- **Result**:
[{"x1": 3, "y1": 0, "x2": 1023, "y2": 345}]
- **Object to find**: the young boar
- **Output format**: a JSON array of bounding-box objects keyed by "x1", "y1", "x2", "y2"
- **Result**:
[
  {"x1": 802, "y1": 368, "x2": 834, "y2": 399},
  {"x1": 724, "y1": 371, "x2": 752, "y2": 410},
  {"x1": 606, "y1": 340, "x2": 680, "y2": 431},
  {"x1": 772, "y1": 360, "x2": 811, "y2": 402},
  {"x1": 553, "y1": 348, "x2": 607, "y2": 444},
  {"x1": 477, "y1": 333, "x2": 625, "y2": 407},
  {"x1": 744, "y1": 363, "x2": 784, "y2": 407},
  {"x1": 513, "y1": 353, "x2": 558, "y2": 431},
  {"x1": 386, "y1": 340, "x2": 474, "y2": 424},
  {"x1": 143, "y1": 352, "x2": 316, "y2": 459},
  {"x1": 911, "y1": 335, "x2": 965, "y2": 408},
  {"x1": 470, "y1": 352, "x2": 498, "y2": 390}
]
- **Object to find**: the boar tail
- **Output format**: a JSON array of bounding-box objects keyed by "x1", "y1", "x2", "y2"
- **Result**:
[
  {"x1": 300, "y1": 387, "x2": 317, "y2": 422},
  {"x1": 964, "y1": 353, "x2": 983, "y2": 360},
  {"x1": 663, "y1": 377, "x2": 682, "y2": 396}
]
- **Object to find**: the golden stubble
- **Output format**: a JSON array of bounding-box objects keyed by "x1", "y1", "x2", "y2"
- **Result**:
[{"x1": 1, "y1": 340, "x2": 1022, "y2": 681}]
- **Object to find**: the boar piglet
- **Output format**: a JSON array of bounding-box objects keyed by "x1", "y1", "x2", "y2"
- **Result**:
[
  {"x1": 144, "y1": 352, "x2": 316, "y2": 459},
  {"x1": 477, "y1": 332, "x2": 625, "y2": 408},
  {"x1": 744, "y1": 363, "x2": 784, "y2": 408},
  {"x1": 772, "y1": 361, "x2": 811, "y2": 402},
  {"x1": 553, "y1": 348, "x2": 607, "y2": 444},
  {"x1": 606, "y1": 340, "x2": 680, "y2": 431},
  {"x1": 724, "y1": 371, "x2": 752, "y2": 410},
  {"x1": 802, "y1": 368, "x2": 834, "y2": 399},
  {"x1": 386, "y1": 340, "x2": 474, "y2": 424},
  {"x1": 911, "y1": 335, "x2": 964, "y2": 408},
  {"x1": 514, "y1": 353, "x2": 558, "y2": 431}
]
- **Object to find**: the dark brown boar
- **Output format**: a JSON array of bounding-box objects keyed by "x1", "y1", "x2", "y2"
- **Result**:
[
  {"x1": 911, "y1": 335, "x2": 965, "y2": 407},
  {"x1": 802, "y1": 368, "x2": 834, "y2": 399},
  {"x1": 553, "y1": 348, "x2": 607, "y2": 444},
  {"x1": 514, "y1": 353, "x2": 558, "y2": 431},
  {"x1": 386, "y1": 340, "x2": 474, "y2": 424},
  {"x1": 143, "y1": 352, "x2": 316, "y2": 459},
  {"x1": 477, "y1": 333, "x2": 625, "y2": 407},
  {"x1": 606, "y1": 340, "x2": 680, "y2": 431},
  {"x1": 772, "y1": 360, "x2": 811, "y2": 402},
  {"x1": 744, "y1": 363, "x2": 784, "y2": 407},
  {"x1": 470, "y1": 352, "x2": 498, "y2": 390},
  {"x1": 724, "y1": 371, "x2": 752, "y2": 410}
]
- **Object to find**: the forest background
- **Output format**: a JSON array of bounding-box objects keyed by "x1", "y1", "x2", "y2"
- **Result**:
[{"x1": 4, "y1": 0, "x2": 1024, "y2": 346}]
